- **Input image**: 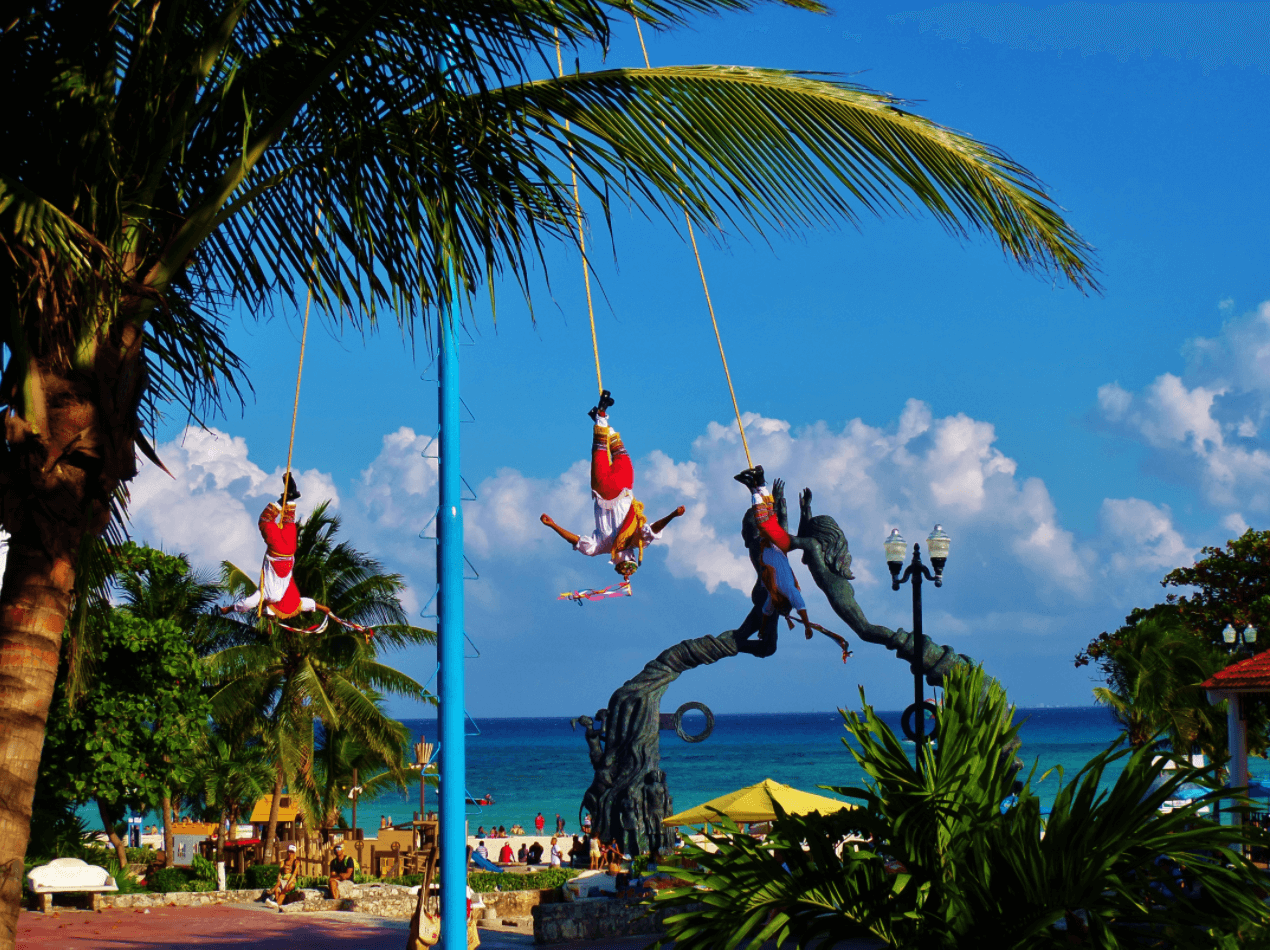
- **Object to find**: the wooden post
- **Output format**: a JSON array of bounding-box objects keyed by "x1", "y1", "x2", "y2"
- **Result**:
[{"x1": 414, "y1": 742, "x2": 433, "y2": 820}]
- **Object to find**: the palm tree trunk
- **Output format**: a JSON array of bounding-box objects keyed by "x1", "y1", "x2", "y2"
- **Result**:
[
  {"x1": 215, "y1": 810, "x2": 227, "y2": 864},
  {"x1": 0, "y1": 324, "x2": 143, "y2": 950},
  {"x1": 162, "y1": 794, "x2": 176, "y2": 867},
  {"x1": 264, "y1": 769, "x2": 283, "y2": 862},
  {"x1": 0, "y1": 523, "x2": 84, "y2": 948},
  {"x1": 96, "y1": 799, "x2": 129, "y2": 872}
]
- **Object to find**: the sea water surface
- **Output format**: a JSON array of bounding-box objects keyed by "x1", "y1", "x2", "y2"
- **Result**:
[{"x1": 362, "y1": 707, "x2": 1125, "y2": 835}]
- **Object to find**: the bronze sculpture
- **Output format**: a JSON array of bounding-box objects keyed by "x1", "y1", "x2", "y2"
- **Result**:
[{"x1": 575, "y1": 482, "x2": 974, "y2": 854}]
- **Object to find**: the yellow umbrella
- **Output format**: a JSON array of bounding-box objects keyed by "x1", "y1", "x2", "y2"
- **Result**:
[{"x1": 662, "y1": 778, "x2": 854, "y2": 826}]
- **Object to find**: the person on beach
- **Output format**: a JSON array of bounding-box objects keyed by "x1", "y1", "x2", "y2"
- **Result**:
[
  {"x1": 540, "y1": 392, "x2": 686, "y2": 580},
  {"x1": 605, "y1": 839, "x2": 625, "y2": 876},
  {"x1": 534, "y1": 812, "x2": 545, "y2": 834},
  {"x1": 528, "y1": 841, "x2": 544, "y2": 865},
  {"x1": 266, "y1": 844, "x2": 300, "y2": 907},
  {"x1": 517, "y1": 842, "x2": 529, "y2": 864},
  {"x1": 549, "y1": 837, "x2": 563, "y2": 867},
  {"x1": 327, "y1": 842, "x2": 355, "y2": 897},
  {"x1": 589, "y1": 834, "x2": 602, "y2": 870},
  {"x1": 475, "y1": 840, "x2": 489, "y2": 861},
  {"x1": 582, "y1": 813, "x2": 592, "y2": 834},
  {"x1": 498, "y1": 841, "x2": 514, "y2": 864},
  {"x1": 555, "y1": 814, "x2": 565, "y2": 834}
]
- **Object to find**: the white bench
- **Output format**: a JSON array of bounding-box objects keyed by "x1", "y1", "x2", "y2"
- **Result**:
[{"x1": 28, "y1": 857, "x2": 118, "y2": 912}]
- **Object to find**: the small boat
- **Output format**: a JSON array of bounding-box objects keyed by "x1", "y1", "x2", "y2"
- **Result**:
[{"x1": 466, "y1": 793, "x2": 495, "y2": 806}]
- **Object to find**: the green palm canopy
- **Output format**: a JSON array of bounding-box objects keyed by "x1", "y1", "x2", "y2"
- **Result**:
[{"x1": 0, "y1": 1, "x2": 1097, "y2": 945}]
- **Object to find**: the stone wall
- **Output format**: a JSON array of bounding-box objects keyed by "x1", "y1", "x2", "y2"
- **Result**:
[
  {"x1": 103, "y1": 888, "x2": 263, "y2": 909},
  {"x1": 533, "y1": 897, "x2": 683, "y2": 944},
  {"x1": 480, "y1": 887, "x2": 557, "y2": 919},
  {"x1": 97, "y1": 883, "x2": 549, "y2": 923}
]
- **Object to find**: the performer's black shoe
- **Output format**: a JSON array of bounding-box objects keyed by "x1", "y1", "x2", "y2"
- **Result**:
[
  {"x1": 588, "y1": 390, "x2": 616, "y2": 422},
  {"x1": 733, "y1": 466, "x2": 766, "y2": 490}
]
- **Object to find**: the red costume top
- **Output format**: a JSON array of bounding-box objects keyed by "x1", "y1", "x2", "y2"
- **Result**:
[{"x1": 255, "y1": 502, "x2": 307, "y2": 619}]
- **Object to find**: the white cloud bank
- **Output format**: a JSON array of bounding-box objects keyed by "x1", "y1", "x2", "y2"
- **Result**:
[
  {"x1": 1097, "y1": 300, "x2": 1270, "y2": 519},
  {"x1": 124, "y1": 398, "x2": 1199, "y2": 648}
]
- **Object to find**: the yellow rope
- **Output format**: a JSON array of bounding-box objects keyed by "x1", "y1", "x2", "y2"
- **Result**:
[
  {"x1": 633, "y1": 19, "x2": 752, "y2": 469},
  {"x1": 258, "y1": 229, "x2": 317, "y2": 619},
  {"x1": 554, "y1": 31, "x2": 603, "y2": 399}
]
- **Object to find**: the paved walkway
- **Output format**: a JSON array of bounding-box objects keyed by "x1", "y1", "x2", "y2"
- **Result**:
[{"x1": 15, "y1": 903, "x2": 656, "y2": 950}]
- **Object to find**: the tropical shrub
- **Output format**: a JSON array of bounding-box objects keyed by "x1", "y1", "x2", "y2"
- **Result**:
[{"x1": 655, "y1": 665, "x2": 1270, "y2": 949}]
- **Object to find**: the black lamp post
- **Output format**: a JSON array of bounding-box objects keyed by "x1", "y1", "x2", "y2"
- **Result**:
[{"x1": 885, "y1": 524, "x2": 950, "y2": 774}]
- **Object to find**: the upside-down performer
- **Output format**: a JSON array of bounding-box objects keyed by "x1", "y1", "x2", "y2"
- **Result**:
[
  {"x1": 734, "y1": 465, "x2": 815, "y2": 641},
  {"x1": 540, "y1": 391, "x2": 685, "y2": 579},
  {"x1": 221, "y1": 474, "x2": 334, "y2": 623}
]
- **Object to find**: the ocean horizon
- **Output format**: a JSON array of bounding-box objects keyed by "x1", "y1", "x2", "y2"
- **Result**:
[
  {"x1": 372, "y1": 706, "x2": 1128, "y2": 835},
  {"x1": 93, "y1": 706, "x2": 1204, "y2": 834}
]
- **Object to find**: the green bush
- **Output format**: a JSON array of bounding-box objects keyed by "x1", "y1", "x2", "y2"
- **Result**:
[
  {"x1": 244, "y1": 864, "x2": 281, "y2": 889},
  {"x1": 190, "y1": 854, "x2": 216, "y2": 883},
  {"x1": 147, "y1": 866, "x2": 196, "y2": 893},
  {"x1": 125, "y1": 846, "x2": 154, "y2": 863},
  {"x1": 467, "y1": 869, "x2": 578, "y2": 893}
]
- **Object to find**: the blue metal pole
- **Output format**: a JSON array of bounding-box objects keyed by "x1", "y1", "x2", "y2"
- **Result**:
[{"x1": 437, "y1": 293, "x2": 466, "y2": 950}]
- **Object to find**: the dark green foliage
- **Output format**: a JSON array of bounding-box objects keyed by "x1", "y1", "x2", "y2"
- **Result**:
[
  {"x1": 1162, "y1": 529, "x2": 1270, "y2": 644},
  {"x1": 1079, "y1": 611, "x2": 1229, "y2": 758},
  {"x1": 1076, "y1": 529, "x2": 1270, "y2": 759},
  {"x1": 244, "y1": 865, "x2": 281, "y2": 889},
  {"x1": 467, "y1": 869, "x2": 579, "y2": 893},
  {"x1": 40, "y1": 608, "x2": 211, "y2": 816},
  {"x1": 145, "y1": 867, "x2": 213, "y2": 894},
  {"x1": 654, "y1": 665, "x2": 1270, "y2": 949}
]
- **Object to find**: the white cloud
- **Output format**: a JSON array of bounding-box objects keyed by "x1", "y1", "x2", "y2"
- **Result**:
[
  {"x1": 1097, "y1": 300, "x2": 1270, "y2": 514},
  {"x1": 129, "y1": 426, "x2": 339, "y2": 573},
  {"x1": 1099, "y1": 498, "x2": 1193, "y2": 574}
]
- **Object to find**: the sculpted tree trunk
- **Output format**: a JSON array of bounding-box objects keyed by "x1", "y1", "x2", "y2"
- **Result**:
[{"x1": 580, "y1": 632, "x2": 739, "y2": 856}]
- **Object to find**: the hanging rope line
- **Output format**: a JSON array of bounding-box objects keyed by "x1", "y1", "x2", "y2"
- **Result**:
[
  {"x1": 259, "y1": 227, "x2": 318, "y2": 619},
  {"x1": 632, "y1": 18, "x2": 753, "y2": 469},
  {"x1": 554, "y1": 30, "x2": 604, "y2": 399}
]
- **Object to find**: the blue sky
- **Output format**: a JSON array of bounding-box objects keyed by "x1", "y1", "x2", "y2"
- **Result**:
[{"x1": 111, "y1": 1, "x2": 1270, "y2": 718}]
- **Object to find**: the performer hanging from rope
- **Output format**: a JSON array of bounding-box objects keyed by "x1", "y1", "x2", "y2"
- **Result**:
[
  {"x1": 734, "y1": 466, "x2": 816, "y2": 642},
  {"x1": 221, "y1": 473, "x2": 334, "y2": 623},
  {"x1": 540, "y1": 391, "x2": 686, "y2": 579}
]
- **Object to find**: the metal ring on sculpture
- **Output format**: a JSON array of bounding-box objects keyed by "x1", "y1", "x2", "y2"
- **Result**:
[
  {"x1": 900, "y1": 700, "x2": 939, "y2": 742},
  {"x1": 673, "y1": 701, "x2": 715, "y2": 743}
]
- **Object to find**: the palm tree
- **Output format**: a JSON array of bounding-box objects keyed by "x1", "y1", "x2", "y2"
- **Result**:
[
  {"x1": 205, "y1": 502, "x2": 432, "y2": 858},
  {"x1": 306, "y1": 722, "x2": 419, "y2": 833},
  {"x1": 656, "y1": 665, "x2": 1270, "y2": 948},
  {"x1": 0, "y1": 2, "x2": 1097, "y2": 940},
  {"x1": 196, "y1": 731, "x2": 274, "y2": 868},
  {"x1": 1091, "y1": 613, "x2": 1228, "y2": 761}
]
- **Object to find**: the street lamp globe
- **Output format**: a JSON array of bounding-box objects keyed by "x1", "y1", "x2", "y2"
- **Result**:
[
  {"x1": 885, "y1": 529, "x2": 906, "y2": 581},
  {"x1": 927, "y1": 524, "x2": 950, "y2": 577},
  {"x1": 1246, "y1": 625, "x2": 1258, "y2": 645},
  {"x1": 1224, "y1": 624, "x2": 1238, "y2": 645}
]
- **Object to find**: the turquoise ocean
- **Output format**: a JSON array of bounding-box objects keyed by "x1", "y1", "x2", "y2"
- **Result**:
[{"x1": 359, "y1": 707, "x2": 1132, "y2": 836}]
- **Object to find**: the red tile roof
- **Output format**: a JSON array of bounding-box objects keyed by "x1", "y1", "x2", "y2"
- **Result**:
[{"x1": 1202, "y1": 650, "x2": 1270, "y2": 691}]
